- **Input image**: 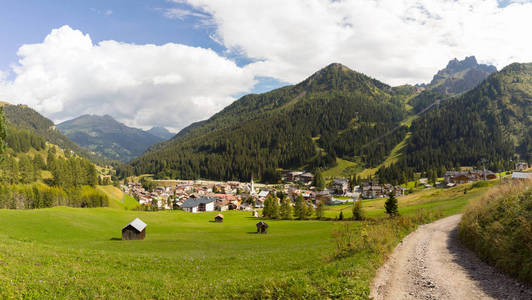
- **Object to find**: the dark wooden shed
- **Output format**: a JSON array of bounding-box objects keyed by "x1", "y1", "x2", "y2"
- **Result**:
[
  {"x1": 256, "y1": 221, "x2": 268, "y2": 234},
  {"x1": 122, "y1": 218, "x2": 147, "y2": 240},
  {"x1": 215, "y1": 214, "x2": 224, "y2": 222}
]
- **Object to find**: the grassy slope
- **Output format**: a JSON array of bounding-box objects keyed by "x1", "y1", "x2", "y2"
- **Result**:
[
  {"x1": 0, "y1": 182, "x2": 496, "y2": 298},
  {"x1": 459, "y1": 181, "x2": 532, "y2": 284},
  {"x1": 322, "y1": 158, "x2": 360, "y2": 178},
  {"x1": 97, "y1": 185, "x2": 139, "y2": 210},
  {"x1": 324, "y1": 181, "x2": 494, "y2": 220}
]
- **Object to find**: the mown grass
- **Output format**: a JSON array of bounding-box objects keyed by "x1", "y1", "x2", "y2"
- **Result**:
[
  {"x1": 97, "y1": 185, "x2": 139, "y2": 210},
  {"x1": 322, "y1": 157, "x2": 361, "y2": 178},
  {"x1": 459, "y1": 180, "x2": 532, "y2": 284},
  {"x1": 0, "y1": 182, "x2": 497, "y2": 298}
]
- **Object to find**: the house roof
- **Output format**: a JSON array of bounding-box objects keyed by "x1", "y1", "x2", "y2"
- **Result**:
[
  {"x1": 333, "y1": 179, "x2": 348, "y2": 184},
  {"x1": 182, "y1": 197, "x2": 215, "y2": 208},
  {"x1": 123, "y1": 218, "x2": 147, "y2": 232},
  {"x1": 215, "y1": 214, "x2": 224, "y2": 219},
  {"x1": 512, "y1": 172, "x2": 532, "y2": 179},
  {"x1": 257, "y1": 191, "x2": 269, "y2": 197}
]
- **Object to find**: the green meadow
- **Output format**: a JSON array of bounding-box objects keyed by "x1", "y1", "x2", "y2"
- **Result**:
[{"x1": 0, "y1": 181, "x2": 496, "y2": 299}]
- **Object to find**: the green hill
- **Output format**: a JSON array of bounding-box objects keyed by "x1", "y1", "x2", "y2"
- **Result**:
[
  {"x1": 57, "y1": 114, "x2": 163, "y2": 163},
  {"x1": 126, "y1": 63, "x2": 413, "y2": 181}
]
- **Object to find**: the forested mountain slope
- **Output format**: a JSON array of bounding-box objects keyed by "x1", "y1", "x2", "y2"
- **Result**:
[
  {"x1": 378, "y1": 63, "x2": 532, "y2": 183},
  {"x1": 125, "y1": 63, "x2": 412, "y2": 181},
  {"x1": 1, "y1": 103, "x2": 111, "y2": 166},
  {"x1": 408, "y1": 63, "x2": 532, "y2": 169},
  {"x1": 57, "y1": 115, "x2": 163, "y2": 163}
]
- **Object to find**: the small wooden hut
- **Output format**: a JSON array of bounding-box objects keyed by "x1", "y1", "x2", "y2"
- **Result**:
[
  {"x1": 215, "y1": 214, "x2": 224, "y2": 223},
  {"x1": 122, "y1": 218, "x2": 147, "y2": 240},
  {"x1": 256, "y1": 221, "x2": 269, "y2": 234}
]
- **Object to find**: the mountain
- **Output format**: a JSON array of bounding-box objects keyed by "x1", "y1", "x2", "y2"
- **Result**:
[
  {"x1": 57, "y1": 115, "x2": 163, "y2": 163},
  {"x1": 405, "y1": 62, "x2": 532, "y2": 174},
  {"x1": 146, "y1": 127, "x2": 175, "y2": 140},
  {"x1": 124, "y1": 63, "x2": 412, "y2": 181},
  {"x1": 410, "y1": 56, "x2": 497, "y2": 112},
  {"x1": 0, "y1": 103, "x2": 108, "y2": 165},
  {"x1": 427, "y1": 56, "x2": 497, "y2": 94}
]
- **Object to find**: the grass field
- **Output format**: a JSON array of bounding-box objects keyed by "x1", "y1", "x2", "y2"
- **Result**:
[
  {"x1": 322, "y1": 157, "x2": 362, "y2": 178},
  {"x1": 0, "y1": 181, "x2": 497, "y2": 299},
  {"x1": 97, "y1": 185, "x2": 139, "y2": 210}
]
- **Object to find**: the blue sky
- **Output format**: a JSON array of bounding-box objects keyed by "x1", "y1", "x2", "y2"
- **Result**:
[
  {"x1": 0, "y1": 0, "x2": 276, "y2": 93},
  {"x1": 1, "y1": 0, "x2": 531, "y2": 131}
]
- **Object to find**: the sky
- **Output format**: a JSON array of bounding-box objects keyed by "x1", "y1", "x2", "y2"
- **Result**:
[{"x1": 1, "y1": 0, "x2": 532, "y2": 132}]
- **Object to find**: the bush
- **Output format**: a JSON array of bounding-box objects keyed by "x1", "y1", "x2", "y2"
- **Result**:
[{"x1": 459, "y1": 180, "x2": 532, "y2": 284}]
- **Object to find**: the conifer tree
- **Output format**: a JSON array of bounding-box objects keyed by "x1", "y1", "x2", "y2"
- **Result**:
[
  {"x1": 262, "y1": 195, "x2": 273, "y2": 218},
  {"x1": 294, "y1": 194, "x2": 307, "y2": 220},
  {"x1": 270, "y1": 197, "x2": 280, "y2": 219},
  {"x1": 0, "y1": 107, "x2": 6, "y2": 159},
  {"x1": 352, "y1": 199, "x2": 364, "y2": 220},
  {"x1": 313, "y1": 171, "x2": 325, "y2": 191},
  {"x1": 18, "y1": 155, "x2": 33, "y2": 184},
  {"x1": 305, "y1": 199, "x2": 314, "y2": 218},
  {"x1": 385, "y1": 192, "x2": 399, "y2": 217},
  {"x1": 280, "y1": 196, "x2": 292, "y2": 220},
  {"x1": 315, "y1": 199, "x2": 324, "y2": 220}
]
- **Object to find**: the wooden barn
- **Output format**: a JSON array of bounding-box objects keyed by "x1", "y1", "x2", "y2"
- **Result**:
[
  {"x1": 214, "y1": 214, "x2": 224, "y2": 222},
  {"x1": 122, "y1": 218, "x2": 147, "y2": 240}
]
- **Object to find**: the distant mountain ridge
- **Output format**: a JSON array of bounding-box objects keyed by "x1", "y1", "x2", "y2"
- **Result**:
[
  {"x1": 57, "y1": 115, "x2": 163, "y2": 163},
  {"x1": 409, "y1": 56, "x2": 497, "y2": 113},
  {"x1": 147, "y1": 127, "x2": 174, "y2": 140},
  {"x1": 426, "y1": 56, "x2": 497, "y2": 94}
]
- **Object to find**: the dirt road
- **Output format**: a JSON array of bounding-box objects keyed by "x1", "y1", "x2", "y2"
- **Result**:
[{"x1": 370, "y1": 214, "x2": 532, "y2": 300}]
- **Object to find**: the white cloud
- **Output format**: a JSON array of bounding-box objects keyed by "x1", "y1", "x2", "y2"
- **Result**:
[
  {"x1": 183, "y1": 0, "x2": 532, "y2": 85},
  {"x1": 0, "y1": 25, "x2": 256, "y2": 131},
  {"x1": 163, "y1": 8, "x2": 209, "y2": 20}
]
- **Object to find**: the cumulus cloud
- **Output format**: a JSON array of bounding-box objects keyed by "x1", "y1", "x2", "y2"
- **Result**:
[
  {"x1": 182, "y1": 0, "x2": 532, "y2": 85},
  {"x1": 0, "y1": 26, "x2": 256, "y2": 131}
]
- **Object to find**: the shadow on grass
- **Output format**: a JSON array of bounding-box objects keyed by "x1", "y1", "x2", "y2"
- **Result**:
[{"x1": 109, "y1": 237, "x2": 122, "y2": 241}]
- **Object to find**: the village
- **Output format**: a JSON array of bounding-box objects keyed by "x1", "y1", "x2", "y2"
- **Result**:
[{"x1": 122, "y1": 162, "x2": 532, "y2": 213}]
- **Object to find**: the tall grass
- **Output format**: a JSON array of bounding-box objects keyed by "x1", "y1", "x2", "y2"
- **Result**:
[
  {"x1": 459, "y1": 180, "x2": 532, "y2": 284},
  {"x1": 331, "y1": 209, "x2": 444, "y2": 260}
]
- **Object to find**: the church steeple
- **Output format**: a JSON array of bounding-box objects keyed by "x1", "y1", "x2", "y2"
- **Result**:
[{"x1": 250, "y1": 174, "x2": 256, "y2": 195}]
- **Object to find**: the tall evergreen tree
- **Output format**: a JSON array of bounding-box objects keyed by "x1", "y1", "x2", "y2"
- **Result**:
[
  {"x1": 315, "y1": 199, "x2": 324, "y2": 220},
  {"x1": 313, "y1": 171, "x2": 325, "y2": 191},
  {"x1": 280, "y1": 196, "x2": 292, "y2": 220},
  {"x1": 385, "y1": 193, "x2": 399, "y2": 217},
  {"x1": 0, "y1": 107, "x2": 7, "y2": 159},
  {"x1": 294, "y1": 195, "x2": 307, "y2": 220},
  {"x1": 352, "y1": 200, "x2": 364, "y2": 220}
]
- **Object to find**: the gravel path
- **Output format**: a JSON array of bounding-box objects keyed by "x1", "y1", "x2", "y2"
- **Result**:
[{"x1": 370, "y1": 214, "x2": 532, "y2": 300}]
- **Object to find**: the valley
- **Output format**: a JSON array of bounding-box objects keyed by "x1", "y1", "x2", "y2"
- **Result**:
[{"x1": 0, "y1": 181, "x2": 498, "y2": 299}]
